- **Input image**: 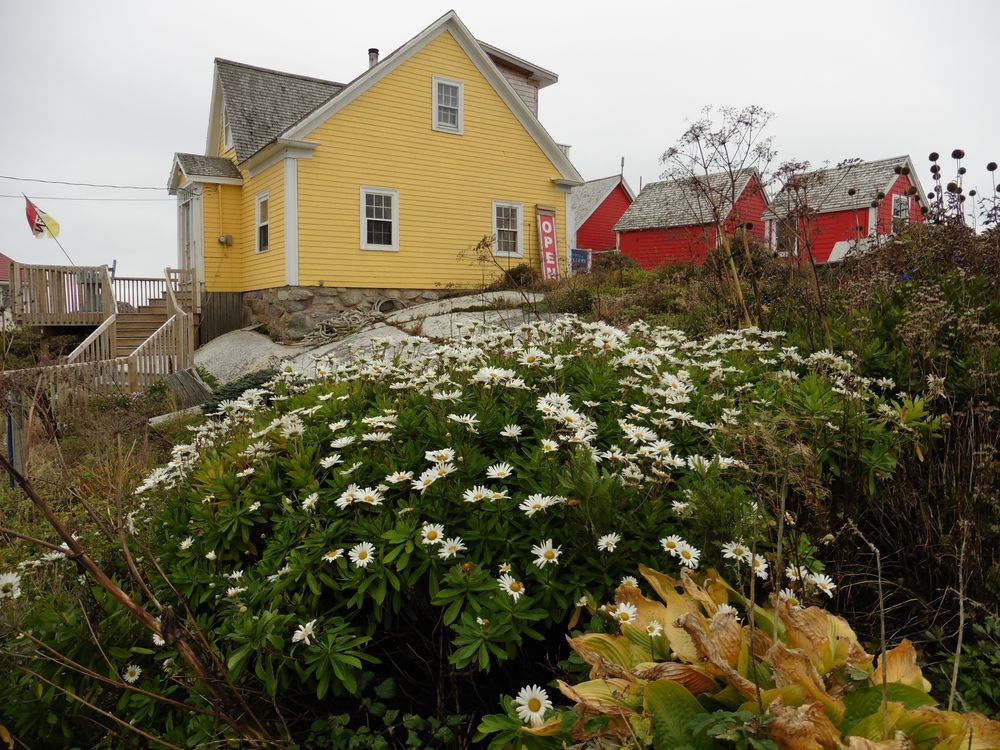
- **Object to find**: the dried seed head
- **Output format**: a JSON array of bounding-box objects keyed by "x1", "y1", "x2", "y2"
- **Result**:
[
  {"x1": 877, "y1": 191, "x2": 886, "y2": 199},
  {"x1": 930, "y1": 164, "x2": 941, "y2": 174},
  {"x1": 906, "y1": 187, "x2": 918, "y2": 196},
  {"x1": 947, "y1": 182, "x2": 959, "y2": 193},
  {"x1": 901, "y1": 166, "x2": 910, "y2": 176},
  {"x1": 847, "y1": 188, "x2": 857, "y2": 196},
  {"x1": 929, "y1": 152, "x2": 940, "y2": 161},
  {"x1": 987, "y1": 161, "x2": 998, "y2": 172},
  {"x1": 958, "y1": 166, "x2": 967, "y2": 175},
  {"x1": 870, "y1": 200, "x2": 879, "y2": 208},
  {"x1": 894, "y1": 165, "x2": 903, "y2": 174},
  {"x1": 951, "y1": 149, "x2": 965, "y2": 160},
  {"x1": 968, "y1": 189, "x2": 977, "y2": 197}
]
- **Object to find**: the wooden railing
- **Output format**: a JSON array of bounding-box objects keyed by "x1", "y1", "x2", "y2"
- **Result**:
[
  {"x1": 113, "y1": 277, "x2": 167, "y2": 311},
  {"x1": 2, "y1": 264, "x2": 200, "y2": 405},
  {"x1": 9, "y1": 263, "x2": 114, "y2": 326},
  {"x1": 66, "y1": 314, "x2": 118, "y2": 364},
  {"x1": 166, "y1": 267, "x2": 200, "y2": 313}
]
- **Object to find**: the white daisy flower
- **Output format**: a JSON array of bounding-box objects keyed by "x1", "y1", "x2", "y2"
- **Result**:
[
  {"x1": 660, "y1": 535, "x2": 683, "y2": 556},
  {"x1": 0, "y1": 572, "x2": 22, "y2": 600},
  {"x1": 611, "y1": 602, "x2": 638, "y2": 624},
  {"x1": 421, "y1": 523, "x2": 445, "y2": 545},
  {"x1": 513, "y1": 684, "x2": 553, "y2": 727},
  {"x1": 620, "y1": 575, "x2": 639, "y2": 588},
  {"x1": 122, "y1": 664, "x2": 142, "y2": 684},
  {"x1": 486, "y1": 462, "x2": 514, "y2": 480},
  {"x1": 322, "y1": 549, "x2": 344, "y2": 563},
  {"x1": 349, "y1": 542, "x2": 376, "y2": 568},
  {"x1": 179, "y1": 536, "x2": 194, "y2": 551},
  {"x1": 292, "y1": 619, "x2": 317, "y2": 646},
  {"x1": 498, "y1": 574, "x2": 526, "y2": 601},
  {"x1": 384, "y1": 470, "x2": 413, "y2": 484},
  {"x1": 722, "y1": 541, "x2": 751, "y2": 564},
  {"x1": 301, "y1": 492, "x2": 319, "y2": 512},
  {"x1": 500, "y1": 424, "x2": 523, "y2": 438},
  {"x1": 540, "y1": 439, "x2": 559, "y2": 454},
  {"x1": 438, "y1": 537, "x2": 467, "y2": 560},
  {"x1": 809, "y1": 572, "x2": 837, "y2": 597},
  {"x1": 750, "y1": 555, "x2": 770, "y2": 580},
  {"x1": 597, "y1": 533, "x2": 621, "y2": 553},
  {"x1": 320, "y1": 454, "x2": 343, "y2": 469},
  {"x1": 462, "y1": 485, "x2": 492, "y2": 503},
  {"x1": 646, "y1": 620, "x2": 664, "y2": 637},
  {"x1": 330, "y1": 436, "x2": 356, "y2": 449},
  {"x1": 425, "y1": 448, "x2": 455, "y2": 464},
  {"x1": 676, "y1": 542, "x2": 701, "y2": 569},
  {"x1": 531, "y1": 539, "x2": 561, "y2": 568},
  {"x1": 778, "y1": 588, "x2": 801, "y2": 608}
]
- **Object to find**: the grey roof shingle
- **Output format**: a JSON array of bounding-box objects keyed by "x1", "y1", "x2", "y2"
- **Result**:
[
  {"x1": 614, "y1": 170, "x2": 758, "y2": 232},
  {"x1": 763, "y1": 156, "x2": 922, "y2": 220},
  {"x1": 216, "y1": 59, "x2": 344, "y2": 163},
  {"x1": 570, "y1": 175, "x2": 625, "y2": 231},
  {"x1": 175, "y1": 153, "x2": 242, "y2": 180}
]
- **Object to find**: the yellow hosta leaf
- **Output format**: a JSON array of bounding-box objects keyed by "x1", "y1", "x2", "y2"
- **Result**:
[
  {"x1": 676, "y1": 612, "x2": 760, "y2": 700},
  {"x1": 738, "y1": 685, "x2": 806, "y2": 714},
  {"x1": 557, "y1": 678, "x2": 641, "y2": 714},
  {"x1": 766, "y1": 698, "x2": 841, "y2": 750},
  {"x1": 709, "y1": 608, "x2": 743, "y2": 668},
  {"x1": 635, "y1": 565, "x2": 700, "y2": 662},
  {"x1": 847, "y1": 702, "x2": 907, "y2": 741},
  {"x1": 522, "y1": 718, "x2": 564, "y2": 736},
  {"x1": 631, "y1": 661, "x2": 719, "y2": 694},
  {"x1": 872, "y1": 640, "x2": 931, "y2": 692},
  {"x1": 778, "y1": 601, "x2": 872, "y2": 676},
  {"x1": 680, "y1": 567, "x2": 720, "y2": 615},
  {"x1": 769, "y1": 641, "x2": 845, "y2": 722},
  {"x1": 897, "y1": 707, "x2": 1000, "y2": 750},
  {"x1": 845, "y1": 736, "x2": 912, "y2": 749},
  {"x1": 568, "y1": 633, "x2": 650, "y2": 676}
]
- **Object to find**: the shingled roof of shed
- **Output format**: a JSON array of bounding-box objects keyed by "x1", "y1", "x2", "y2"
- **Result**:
[
  {"x1": 216, "y1": 59, "x2": 345, "y2": 163},
  {"x1": 614, "y1": 169, "x2": 759, "y2": 232},
  {"x1": 763, "y1": 156, "x2": 925, "y2": 220},
  {"x1": 570, "y1": 175, "x2": 628, "y2": 231}
]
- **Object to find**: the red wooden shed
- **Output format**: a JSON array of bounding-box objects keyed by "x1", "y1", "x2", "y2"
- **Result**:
[
  {"x1": 614, "y1": 169, "x2": 768, "y2": 269},
  {"x1": 571, "y1": 175, "x2": 635, "y2": 253},
  {"x1": 762, "y1": 156, "x2": 927, "y2": 264}
]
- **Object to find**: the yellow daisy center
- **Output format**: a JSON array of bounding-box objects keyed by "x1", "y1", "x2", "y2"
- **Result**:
[
  {"x1": 527, "y1": 698, "x2": 542, "y2": 712},
  {"x1": 510, "y1": 581, "x2": 522, "y2": 592},
  {"x1": 427, "y1": 531, "x2": 438, "y2": 541},
  {"x1": 618, "y1": 612, "x2": 630, "y2": 622},
  {"x1": 358, "y1": 551, "x2": 368, "y2": 560},
  {"x1": 544, "y1": 550, "x2": 555, "y2": 560}
]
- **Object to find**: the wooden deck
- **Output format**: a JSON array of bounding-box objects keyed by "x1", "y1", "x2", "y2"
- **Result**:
[{"x1": 3, "y1": 264, "x2": 199, "y2": 400}]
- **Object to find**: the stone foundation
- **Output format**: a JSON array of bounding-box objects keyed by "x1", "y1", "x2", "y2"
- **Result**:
[{"x1": 243, "y1": 286, "x2": 441, "y2": 341}]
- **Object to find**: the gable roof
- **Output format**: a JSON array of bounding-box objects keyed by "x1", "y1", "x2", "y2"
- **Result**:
[
  {"x1": 615, "y1": 169, "x2": 761, "y2": 232},
  {"x1": 570, "y1": 175, "x2": 634, "y2": 231},
  {"x1": 214, "y1": 59, "x2": 344, "y2": 163},
  {"x1": 202, "y1": 12, "x2": 581, "y2": 184},
  {"x1": 167, "y1": 153, "x2": 243, "y2": 194},
  {"x1": 763, "y1": 155, "x2": 927, "y2": 220}
]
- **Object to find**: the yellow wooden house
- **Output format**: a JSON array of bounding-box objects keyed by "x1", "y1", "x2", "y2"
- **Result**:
[{"x1": 167, "y1": 10, "x2": 582, "y2": 339}]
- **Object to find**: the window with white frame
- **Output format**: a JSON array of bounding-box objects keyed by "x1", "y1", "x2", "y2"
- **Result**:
[
  {"x1": 223, "y1": 108, "x2": 233, "y2": 151},
  {"x1": 433, "y1": 77, "x2": 463, "y2": 133},
  {"x1": 891, "y1": 194, "x2": 910, "y2": 232},
  {"x1": 255, "y1": 192, "x2": 269, "y2": 253},
  {"x1": 360, "y1": 187, "x2": 399, "y2": 251},
  {"x1": 492, "y1": 201, "x2": 523, "y2": 257}
]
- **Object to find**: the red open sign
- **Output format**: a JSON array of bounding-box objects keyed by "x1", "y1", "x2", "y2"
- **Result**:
[{"x1": 537, "y1": 213, "x2": 559, "y2": 281}]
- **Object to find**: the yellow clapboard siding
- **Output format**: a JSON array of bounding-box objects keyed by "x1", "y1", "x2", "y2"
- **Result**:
[
  {"x1": 294, "y1": 29, "x2": 567, "y2": 289},
  {"x1": 202, "y1": 184, "x2": 243, "y2": 292},
  {"x1": 237, "y1": 161, "x2": 285, "y2": 291}
]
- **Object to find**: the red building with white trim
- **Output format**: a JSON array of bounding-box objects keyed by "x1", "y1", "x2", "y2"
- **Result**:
[
  {"x1": 614, "y1": 170, "x2": 768, "y2": 269},
  {"x1": 570, "y1": 175, "x2": 634, "y2": 253},
  {"x1": 763, "y1": 156, "x2": 927, "y2": 264}
]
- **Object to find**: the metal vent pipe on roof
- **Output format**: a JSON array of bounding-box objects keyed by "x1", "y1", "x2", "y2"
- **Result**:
[{"x1": 368, "y1": 48, "x2": 379, "y2": 68}]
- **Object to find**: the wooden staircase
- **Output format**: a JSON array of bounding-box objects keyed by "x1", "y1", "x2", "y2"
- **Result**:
[{"x1": 2, "y1": 264, "x2": 200, "y2": 404}]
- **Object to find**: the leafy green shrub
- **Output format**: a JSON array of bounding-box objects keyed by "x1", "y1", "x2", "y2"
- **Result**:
[
  {"x1": 201, "y1": 366, "x2": 278, "y2": 414},
  {"x1": 2, "y1": 317, "x2": 938, "y2": 746}
]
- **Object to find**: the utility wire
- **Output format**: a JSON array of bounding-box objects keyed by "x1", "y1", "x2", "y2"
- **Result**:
[
  {"x1": 0, "y1": 174, "x2": 170, "y2": 191},
  {"x1": 0, "y1": 194, "x2": 173, "y2": 201}
]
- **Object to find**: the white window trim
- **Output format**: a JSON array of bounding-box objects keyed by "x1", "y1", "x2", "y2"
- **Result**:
[
  {"x1": 222, "y1": 102, "x2": 233, "y2": 151},
  {"x1": 360, "y1": 186, "x2": 400, "y2": 251},
  {"x1": 255, "y1": 191, "x2": 270, "y2": 253},
  {"x1": 432, "y1": 76, "x2": 464, "y2": 134},
  {"x1": 492, "y1": 200, "x2": 524, "y2": 258},
  {"x1": 891, "y1": 194, "x2": 910, "y2": 229}
]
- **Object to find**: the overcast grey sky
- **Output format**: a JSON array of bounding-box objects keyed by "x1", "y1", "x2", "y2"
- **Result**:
[{"x1": 1, "y1": 0, "x2": 997, "y2": 277}]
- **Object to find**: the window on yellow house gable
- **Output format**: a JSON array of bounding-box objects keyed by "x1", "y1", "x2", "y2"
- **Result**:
[
  {"x1": 433, "y1": 77, "x2": 463, "y2": 134},
  {"x1": 360, "y1": 187, "x2": 399, "y2": 251},
  {"x1": 256, "y1": 192, "x2": 269, "y2": 253}
]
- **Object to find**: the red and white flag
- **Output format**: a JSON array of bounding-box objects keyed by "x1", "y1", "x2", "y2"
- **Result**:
[{"x1": 25, "y1": 198, "x2": 60, "y2": 239}]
